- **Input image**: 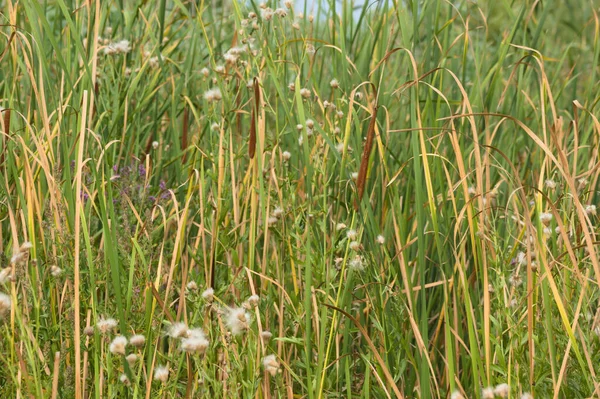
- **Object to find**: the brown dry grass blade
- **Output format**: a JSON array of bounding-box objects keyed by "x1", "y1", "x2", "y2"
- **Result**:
[
  {"x1": 355, "y1": 104, "x2": 379, "y2": 210},
  {"x1": 181, "y1": 106, "x2": 189, "y2": 162},
  {"x1": 323, "y1": 303, "x2": 404, "y2": 398},
  {"x1": 1, "y1": 108, "x2": 10, "y2": 168},
  {"x1": 249, "y1": 77, "x2": 259, "y2": 159}
]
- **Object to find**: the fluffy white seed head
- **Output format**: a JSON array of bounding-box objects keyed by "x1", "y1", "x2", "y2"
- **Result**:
[
  {"x1": 585, "y1": 204, "x2": 597, "y2": 215},
  {"x1": 225, "y1": 307, "x2": 251, "y2": 335},
  {"x1": 96, "y1": 317, "x2": 118, "y2": 335},
  {"x1": 494, "y1": 383, "x2": 510, "y2": 398},
  {"x1": 126, "y1": 353, "x2": 138, "y2": 366},
  {"x1": 129, "y1": 334, "x2": 146, "y2": 348},
  {"x1": 481, "y1": 387, "x2": 495, "y2": 399},
  {"x1": 539, "y1": 212, "x2": 553, "y2": 225},
  {"x1": 336, "y1": 223, "x2": 347, "y2": 231},
  {"x1": 330, "y1": 79, "x2": 339, "y2": 88},
  {"x1": 0, "y1": 292, "x2": 11, "y2": 318},
  {"x1": 262, "y1": 354, "x2": 280, "y2": 376},
  {"x1": 202, "y1": 287, "x2": 215, "y2": 302},
  {"x1": 376, "y1": 235, "x2": 385, "y2": 245},
  {"x1": 154, "y1": 365, "x2": 169, "y2": 383},
  {"x1": 109, "y1": 336, "x2": 128, "y2": 355},
  {"x1": 299, "y1": 88, "x2": 311, "y2": 99},
  {"x1": 346, "y1": 229, "x2": 357, "y2": 240},
  {"x1": 450, "y1": 391, "x2": 464, "y2": 399},
  {"x1": 0, "y1": 268, "x2": 12, "y2": 284},
  {"x1": 50, "y1": 266, "x2": 63, "y2": 277},
  {"x1": 119, "y1": 373, "x2": 130, "y2": 385},
  {"x1": 187, "y1": 281, "x2": 198, "y2": 292},
  {"x1": 167, "y1": 322, "x2": 189, "y2": 338},
  {"x1": 349, "y1": 241, "x2": 360, "y2": 251},
  {"x1": 261, "y1": 330, "x2": 273, "y2": 342},
  {"x1": 282, "y1": 151, "x2": 291, "y2": 161},
  {"x1": 348, "y1": 255, "x2": 365, "y2": 271},
  {"x1": 545, "y1": 179, "x2": 557, "y2": 189},
  {"x1": 180, "y1": 328, "x2": 209, "y2": 355},
  {"x1": 247, "y1": 294, "x2": 260, "y2": 308},
  {"x1": 204, "y1": 88, "x2": 222, "y2": 102}
]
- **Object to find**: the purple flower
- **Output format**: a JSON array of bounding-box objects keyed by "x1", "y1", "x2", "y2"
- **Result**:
[
  {"x1": 138, "y1": 164, "x2": 147, "y2": 177},
  {"x1": 112, "y1": 164, "x2": 118, "y2": 172},
  {"x1": 161, "y1": 191, "x2": 170, "y2": 199},
  {"x1": 159, "y1": 180, "x2": 166, "y2": 191},
  {"x1": 148, "y1": 195, "x2": 156, "y2": 203}
]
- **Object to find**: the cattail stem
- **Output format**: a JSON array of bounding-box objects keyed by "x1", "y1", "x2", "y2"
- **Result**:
[{"x1": 355, "y1": 104, "x2": 379, "y2": 209}]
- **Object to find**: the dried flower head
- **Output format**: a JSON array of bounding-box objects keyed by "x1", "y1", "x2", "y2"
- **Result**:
[
  {"x1": 200, "y1": 67, "x2": 210, "y2": 77},
  {"x1": 180, "y1": 328, "x2": 209, "y2": 355},
  {"x1": 351, "y1": 172, "x2": 358, "y2": 181},
  {"x1": 585, "y1": 204, "x2": 597, "y2": 216},
  {"x1": 96, "y1": 317, "x2": 118, "y2": 335},
  {"x1": 167, "y1": 322, "x2": 189, "y2": 339},
  {"x1": 349, "y1": 241, "x2": 360, "y2": 251},
  {"x1": 330, "y1": 79, "x2": 339, "y2": 89},
  {"x1": 348, "y1": 255, "x2": 365, "y2": 271},
  {"x1": 0, "y1": 268, "x2": 12, "y2": 284},
  {"x1": 119, "y1": 373, "x2": 130, "y2": 385},
  {"x1": 154, "y1": 365, "x2": 169, "y2": 383},
  {"x1": 0, "y1": 292, "x2": 11, "y2": 318},
  {"x1": 129, "y1": 334, "x2": 146, "y2": 348},
  {"x1": 109, "y1": 336, "x2": 128, "y2": 355},
  {"x1": 202, "y1": 288, "x2": 215, "y2": 302},
  {"x1": 261, "y1": 330, "x2": 273, "y2": 342},
  {"x1": 126, "y1": 353, "x2": 138, "y2": 366},
  {"x1": 481, "y1": 387, "x2": 495, "y2": 399},
  {"x1": 336, "y1": 223, "x2": 347, "y2": 231},
  {"x1": 450, "y1": 391, "x2": 464, "y2": 399},
  {"x1": 545, "y1": 179, "x2": 557, "y2": 189},
  {"x1": 494, "y1": 383, "x2": 510, "y2": 398},
  {"x1": 50, "y1": 266, "x2": 63, "y2": 277},
  {"x1": 247, "y1": 295, "x2": 260, "y2": 308},
  {"x1": 282, "y1": 151, "x2": 291, "y2": 161},
  {"x1": 262, "y1": 354, "x2": 280, "y2": 376},
  {"x1": 299, "y1": 88, "x2": 311, "y2": 99},
  {"x1": 346, "y1": 229, "x2": 358, "y2": 241},
  {"x1": 186, "y1": 281, "x2": 198, "y2": 292},
  {"x1": 225, "y1": 307, "x2": 251, "y2": 335},
  {"x1": 376, "y1": 235, "x2": 385, "y2": 245},
  {"x1": 204, "y1": 88, "x2": 222, "y2": 102},
  {"x1": 539, "y1": 212, "x2": 553, "y2": 225},
  {"x1": 521, "y1": 393, "x2": 533, "y2": 399}
]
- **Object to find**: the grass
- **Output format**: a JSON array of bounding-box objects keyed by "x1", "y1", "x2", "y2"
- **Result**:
[{"x1": 0, "y1": 0, "x2": 599, "y2": 397}]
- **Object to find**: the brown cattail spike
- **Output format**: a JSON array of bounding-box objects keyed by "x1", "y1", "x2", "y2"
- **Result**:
[{"x1": 355, "y1": 104, "x2": 378, "y2": 209}]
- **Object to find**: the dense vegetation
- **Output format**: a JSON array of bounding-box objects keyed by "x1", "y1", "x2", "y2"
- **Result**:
[{"x1": 1, "y1": 0, "x2": 599, "y2": 397}]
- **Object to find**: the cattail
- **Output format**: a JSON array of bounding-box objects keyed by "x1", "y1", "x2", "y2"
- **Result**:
[
  {"x1": 376, "y1": 235, "x2": 385, "y2": 245},
  {"x1": 539, "y1": 212, "x2": 553, "y2": 225},
  {"x1": 201, "y1": 288, "x2": 214, "y2": 302},
  {"x1": 96, "y1": 317, "x2": 118, "y2": 335},
  {"x1": 154, "y1": 365, "x2": 169, "y2": 383},
  {"x1": 126, "y1": 354, "x2": 138, "y2": 366},
  {"x1": 482, "y1": 387, "x2": 495, "y2": 399},
  {"x1": 129, "y1": 334, "x2": 146, "y2": 348},
  {"x1": 180, "y1": 328, "x2": 209, "y2": 355},
  {"x1": 299, "y1": 88, "x2": 311, "y2": 99},
  {"x1": 0, "y1": 292, "x2": 11, "y2": 318},
  {"x1": 204, "y1": 88, "x2": 222, "y2": 102},
  {"x1": 282, "y1": 151, "x2": 291, "y2": 161},
  {"x1": 167, "y1": 322, "x2": 189, "y2": 338},
  {"x1": 346, "y1": 229, "x2": 357, "y2": 240},
  {"x1": 225, "y1": 307, "x2": 251, "y2": 335},
  {"x1": 109, "y1": 336, "x2": 128, "y2": 355},
  {"x1": 494, "y1": 383, "x2": 510, "y2": 398},
  {"x1": 50, "y1": 266, "x2": 63, "y2": 277},
  {"x1": 262, "y1": 354, "x2": 280, "y2": 376}
]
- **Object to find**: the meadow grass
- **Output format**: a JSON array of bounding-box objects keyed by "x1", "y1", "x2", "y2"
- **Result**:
[{"x1": 0, "y1": 0, "x2": 599, "y2": 397}]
